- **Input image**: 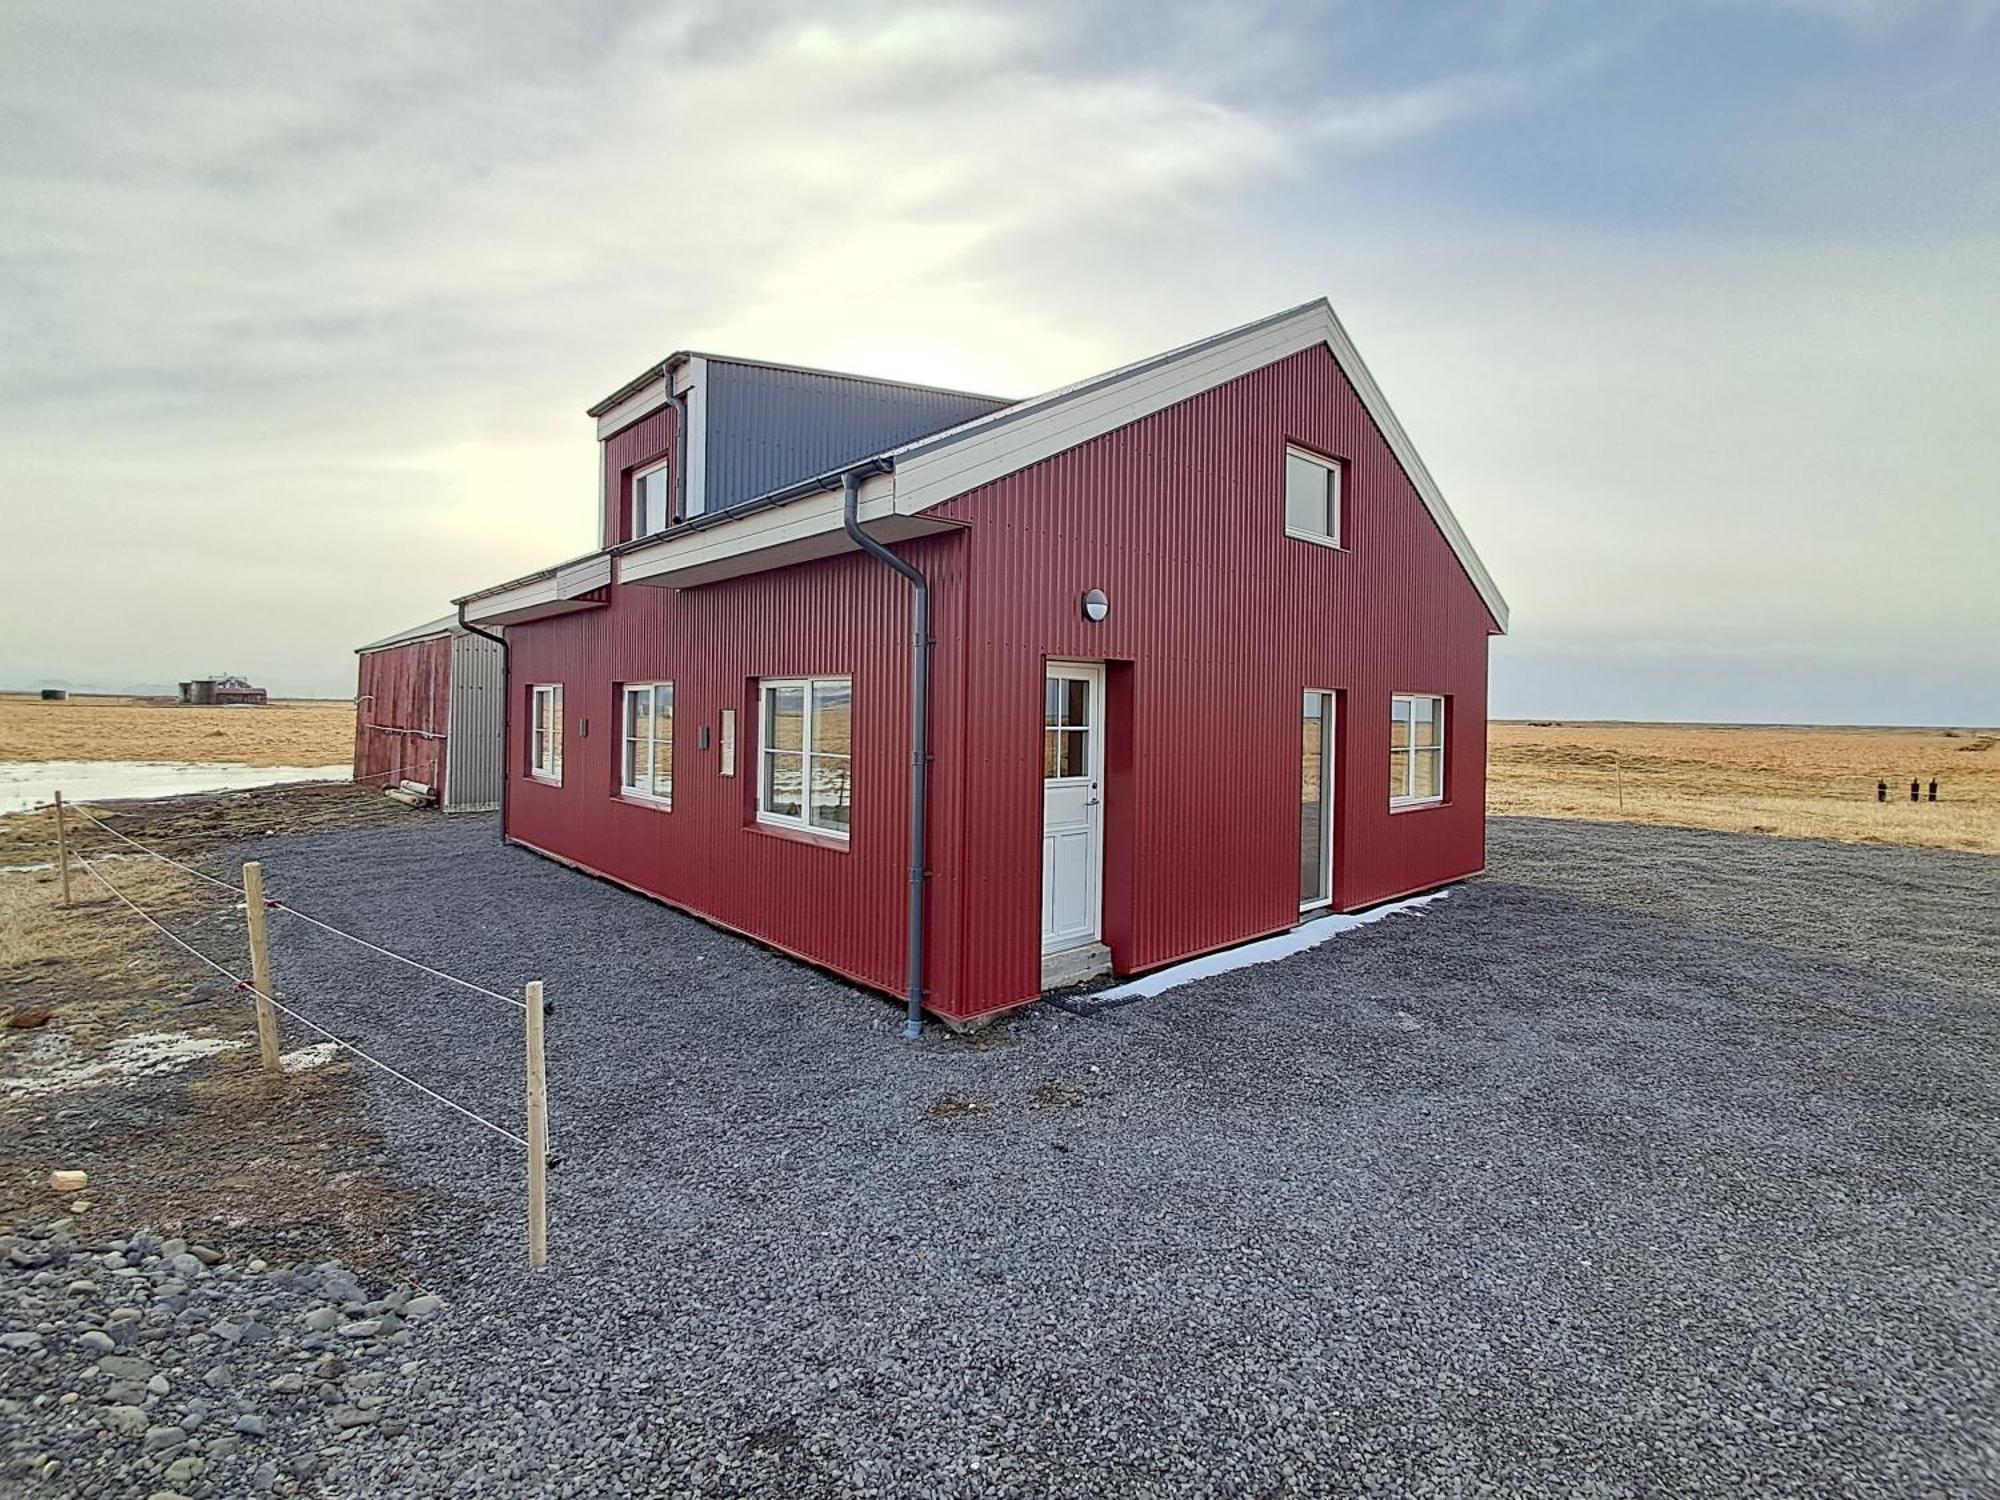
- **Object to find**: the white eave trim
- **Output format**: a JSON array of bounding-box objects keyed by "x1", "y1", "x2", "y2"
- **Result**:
[
  {"x1": 595, "y1": 376, "x2": 669, "y2": 440},
  {"x1": 459, "y1": 553, "x2": 613, "y2": 626},
  {"x1": 891, "y1": 299, "x2": 1508, "y2": 632},
  {"x1": 618, "y1": 470, "x2": 907, "y2": 589}
]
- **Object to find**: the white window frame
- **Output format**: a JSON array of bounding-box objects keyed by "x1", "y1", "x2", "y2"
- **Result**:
[
  {"x1": 756, "y1": 676, "x2": 852, "y2": 840},
  {"x1": 1284, "y1": 444, "x2": 1343, "y2": 548},
  {"x1": 529, "y1": 684, "x2": 563, "y2": 785},
  {"x1": 1301, "y1": 689, "x2": 1335, "y2": 911},
  {"x1": 1390, "y1": 693, "x2": 1445, "y2": 808},
  {"x1": 631, "y1": 457, "x2": 672, "y2": 540},
  {"x1": 619, "y1": 682, "x2": 673, "y2": 807}
]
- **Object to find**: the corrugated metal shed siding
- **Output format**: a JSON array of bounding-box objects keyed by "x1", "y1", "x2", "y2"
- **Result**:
[
  {"x1": 701, "y1": 362, "x2": 1005, "y2": 513},
  {"x1": 502, "y1": 536, "x2": 968, "y2": 1003},
  {"x1": 444, "y1": 631, "x2": 504, "y2": 812},
  {"x1": 353, "y1": 636, "x2": 452, "y2": 792},
  {"x1": 600, "y1": 407, "x2": 675, "y2": 549},
  {"x1": 930, "y1": 344, "x2": 1491, "y2": 1012}
]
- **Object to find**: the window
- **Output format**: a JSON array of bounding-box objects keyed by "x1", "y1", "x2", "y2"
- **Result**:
[
  {"x1": 529, "y1": 685, "x2": 564, "y2": 784},
  {"x1": 1301, "y1": 691, "x2": 1334, "y2": 908},
  {"x1": 1390, "y1": 694, "x2": 1445, "y2": 806},
  {"x1": 758, "y1": 678, "x2": 852, "y2": 837},
  {"x1": 1043, "y1": 674, "x2": 1094, "y2": 779},
  {"x1": 1285, "y1": 445, "x2": 1342, "y2": 545},
  {"x1": 631, "y1": 459, "x2": 671, "y2": 539},
  {"x1": 619, "y1": 683, "x2": 673, "y2": 805}
]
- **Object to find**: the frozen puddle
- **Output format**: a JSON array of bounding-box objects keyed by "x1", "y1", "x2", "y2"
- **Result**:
[
  {"x1": 0, "y1": 760, "x2": 352, "y2": 815},
  {"x1": 3, "y1": 1030, "x2": 245, "y2": 1097},
  {"x1": 1082, "y1": 888, "x2": 1453, "y2": 1007}
]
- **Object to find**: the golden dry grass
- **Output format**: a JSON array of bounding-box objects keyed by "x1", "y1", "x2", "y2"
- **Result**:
[
  {"x1": 0, "y1": 693, "x2": 353, "y2": 766},
  {"x1": 1490, "y1": 722, "x2": 2000, "y2": 855}
]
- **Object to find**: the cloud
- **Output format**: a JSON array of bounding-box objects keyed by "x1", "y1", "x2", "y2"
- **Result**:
[{"x1": 0, "y1": 0, "x2": 1993, "y2": 723}]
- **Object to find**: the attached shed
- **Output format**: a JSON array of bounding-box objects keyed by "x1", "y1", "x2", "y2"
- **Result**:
[{"x1": 353, "y1": 617, "x2": 503, "y2": 812}]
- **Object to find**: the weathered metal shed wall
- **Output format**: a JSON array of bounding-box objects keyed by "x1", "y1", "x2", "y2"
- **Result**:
[
  {"x1": 443, "y1": 630, "x2": 504, "y2": 812},
  {"x1": 354, "y1": 635, "x2": 451, "y2": 793},
  {"x1": 505, "y1": 341, "x2": 1492, "y2": 1025},
  {"x1": 700, "y1": 361, "x2": 1006, "y2": 513}
]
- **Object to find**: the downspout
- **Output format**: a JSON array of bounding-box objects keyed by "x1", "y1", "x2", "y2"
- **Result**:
[
  {"x1": 663, "y1": 363, "x2": 690, "y2": 524},
  {"x1": 841, "y1": 463, "x2": 928, "y2": 1041},
  {"x1": 456, "y1": 602, "x2": 510, "y2": 840}
]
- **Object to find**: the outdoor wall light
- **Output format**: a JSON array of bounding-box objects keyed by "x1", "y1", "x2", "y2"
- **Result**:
[{"x1": 1081, "y1": 588, "x2": 1110, "y2": 623}]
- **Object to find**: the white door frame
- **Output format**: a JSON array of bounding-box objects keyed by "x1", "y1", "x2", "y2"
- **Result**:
[
  {"x1": 1041, "y1": 660, "x2": 1106, "y2": 953},
  {"x1": 1301, "y1": 689, "x2": 1337, "y2": 912}
]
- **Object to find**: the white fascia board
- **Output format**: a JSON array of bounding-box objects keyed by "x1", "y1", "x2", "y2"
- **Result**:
[
  {"x1": 894, "y1": 300, "x2": 1510, "y2": 632},
  {"x1": 461, "y1": 554, "x2": 612, "y2": 626},
  {"x1": 461, "y1": 573, "x2": 560, "y2": 624},
  {"x1": 682, "y1": 356, "x2": 708, "y2": 518},
  {"x1": 555, "y1": 553, "x2": 612, "y2": 596},
  {"x1": 618, "y1": 470, "x2": 896, "y2": 587},
  {"x1": 595, "y1": 376, "x2": 669, "y2": 440}
]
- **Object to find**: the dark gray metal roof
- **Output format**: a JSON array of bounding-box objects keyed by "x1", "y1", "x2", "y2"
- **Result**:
[{"x1": 700, "y1": 358, "x2": 1009, "y2": 514}]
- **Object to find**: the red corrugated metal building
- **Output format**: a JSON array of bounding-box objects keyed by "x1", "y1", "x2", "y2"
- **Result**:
[{"x1": 456, "y1": 301, "x2": 1507, "y2": 1028}]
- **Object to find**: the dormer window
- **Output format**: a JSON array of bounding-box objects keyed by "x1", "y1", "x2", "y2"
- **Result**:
[
  {"x1": 631, "y1": 458, "x2": 672, "y2": 539},
  {"x1": 1284, "y1": 444, "x2": 1343, "y2": 547}
]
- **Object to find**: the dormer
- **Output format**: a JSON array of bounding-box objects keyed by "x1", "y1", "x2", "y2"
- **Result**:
[{"x1": 588, "y1": 353, "x2": 1011, "y2": 551}]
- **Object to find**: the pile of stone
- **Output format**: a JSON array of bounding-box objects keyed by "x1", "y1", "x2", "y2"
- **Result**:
[{"x1": 1, "y1": 1220, "x2": 443, "y2": 1498}]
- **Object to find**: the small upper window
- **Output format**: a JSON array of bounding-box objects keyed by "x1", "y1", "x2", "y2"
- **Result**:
[
  {"x1": 530, "y1": 684, "x2": 564, "y2": 784},
  {"x1": 1285, "y1": 446, "x2": 1342, "y2": 546},
  {"x1": 620, "y1": 682, "x2": 673, "y2": 805},
  {"x1": 758, "y1": 677, "x2": 852, "y2": 838},
  {"x1": 631, "y1": 459, "x2": 671, "y2": 539},
  {"x1": 1390, "y1": 694, "x2": 1444, "y2": 806}
]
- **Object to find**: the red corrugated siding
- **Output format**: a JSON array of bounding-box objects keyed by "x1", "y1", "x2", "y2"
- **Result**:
[
  {"x1": 354, "y1": 636, "x2": 452, "y2": 791},
  {"x1": 507, "y1": 342, "x2": 1491, "y2": 1023},
  {"x1": 928, "y1": 343, "x2": 1491, "y2": 1014},
  {"x1": 601, "y1": 408, "x2": 674, "y2": 548},
  {"x1": 503, "y1": 537, "x2": 966, "y2": 1002}
]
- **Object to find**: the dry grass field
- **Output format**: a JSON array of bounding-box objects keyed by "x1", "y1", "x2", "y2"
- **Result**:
[
  {"x1": 1490, "y1": 721, "x2": 2000, "y2": 855},
  {"x1": 0, "y1": 694, "x2": 353, "y2": 766}
]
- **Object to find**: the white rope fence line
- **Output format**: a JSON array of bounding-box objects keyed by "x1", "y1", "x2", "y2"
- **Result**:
[
  {"x1": 63, "y1": 801, "x2": 523, "y2": 1013},
  {"x1": 64, "y1": 803, "x2": 242, "y2": 895},
  {"x1": 74, "y1": 853, "x2": 529, "y2": 1152}
]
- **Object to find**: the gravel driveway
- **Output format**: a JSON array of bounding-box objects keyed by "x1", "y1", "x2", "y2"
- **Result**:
[{"x1": 174, "y1": 817, "x2": 2000, "y2": 1495}]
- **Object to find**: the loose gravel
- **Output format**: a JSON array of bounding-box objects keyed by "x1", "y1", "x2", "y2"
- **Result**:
[{"x1": 9, "y1": 814, "x2": 1996, "y2": 1497}]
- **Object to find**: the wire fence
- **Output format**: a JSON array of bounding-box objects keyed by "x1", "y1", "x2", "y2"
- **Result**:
[{"x1": 49, "y1": 787, "x2": 552, "y2": 1267}]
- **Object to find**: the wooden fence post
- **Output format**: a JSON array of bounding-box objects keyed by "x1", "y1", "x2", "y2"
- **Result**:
[
  {"x1": 53, "y1": 792, "x2": 71, "y2": 908},
  {"x1": 525, "y1": 980, "x2": 549, "y2": 1269},
  {"x1": 241, "y1": 861, "x2": 281, "y2": 1075},
  {"x1": 1615, "y1": 753, "x2": 1625, "y2": 814}
]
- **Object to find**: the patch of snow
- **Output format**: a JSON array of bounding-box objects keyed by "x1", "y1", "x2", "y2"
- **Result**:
[
  {"x1": 2, "y1": 1030, "x2": 244, "y2": 1097},
  {"x1": 1088, "y1": 889, "x2": 1453, "y2": 1003},
  {"x1": 280, "y1": 1042, "x2": 340, "y2": 1074}
]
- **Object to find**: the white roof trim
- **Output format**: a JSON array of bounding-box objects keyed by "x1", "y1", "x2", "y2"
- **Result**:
[
  {"x1": 355, "y1": 615, "x2": 459, "y2": 654},
  {"x1": 460, "y1": 552, "x2": 612, "y2": 626},
  {"x1": 890, "y1": 299, "x2": 1508, "y2": 631},
  {"x1": 523, "y1": 299, "x2": 1509, "y2": 629}
]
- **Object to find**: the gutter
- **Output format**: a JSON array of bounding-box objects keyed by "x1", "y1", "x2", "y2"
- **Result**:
[
  {"x1": 840, "y1": 462, "x2": 928, "y2": 1042},
  {"x1": 455, "y1": 602, "x2": 510, "y2": 839}
]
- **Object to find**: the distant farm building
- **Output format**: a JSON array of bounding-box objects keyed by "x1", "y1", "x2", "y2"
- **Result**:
[
  {"x1": 353, "y1": 617, "x2": 503, "y2": 812},
  {"x1": 179, "y1": 675, "x2": 268, "y2": 706}
]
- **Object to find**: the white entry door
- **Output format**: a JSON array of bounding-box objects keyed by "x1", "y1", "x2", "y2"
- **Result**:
[{"x1": 1042, "y1": 662, "x2": 1105, "y2": 953}]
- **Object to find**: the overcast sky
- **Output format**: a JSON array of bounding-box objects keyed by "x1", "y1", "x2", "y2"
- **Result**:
[{"x1": 2, "y1": 0, "x2": 1995, "y2": 723}]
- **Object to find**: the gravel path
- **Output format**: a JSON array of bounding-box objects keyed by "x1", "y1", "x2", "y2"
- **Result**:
[{"x1": 43, "y1": 815, "x2": 2000, "y2": 1497}]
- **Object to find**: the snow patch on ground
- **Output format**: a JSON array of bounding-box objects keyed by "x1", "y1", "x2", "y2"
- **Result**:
[
  {"x1": 280, "y1": 1041, "x2": 340, "y2": 1074},
  {"x1": 2, "y1": 1030, "x2": 243, "y2": 1097},
  {"x1": 1089, "y1": 889, "x2": 1453, "y2": 1003}
]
